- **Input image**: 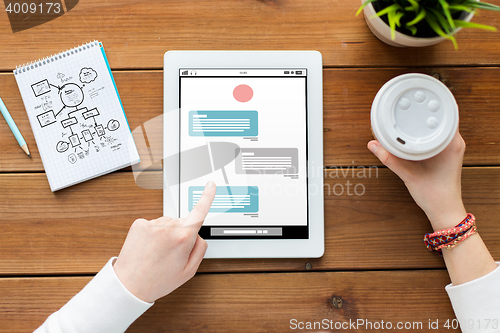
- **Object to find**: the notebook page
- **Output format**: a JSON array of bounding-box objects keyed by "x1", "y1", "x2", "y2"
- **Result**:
[{"x1": 14, "y1": 41, "x2": 140, "y2": 191}]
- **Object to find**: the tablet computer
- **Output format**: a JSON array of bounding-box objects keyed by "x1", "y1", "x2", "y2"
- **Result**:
[{"x1": 163, "y1": 51, "x2": 324, "y2": 258}]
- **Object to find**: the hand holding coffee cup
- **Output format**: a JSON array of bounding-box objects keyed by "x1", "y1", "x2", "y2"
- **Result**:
[
  {"x1": 368, "y1": 77, "x2": 498, "y2": 294},
  {"x1": 368, "y1": 73, "x2": 465, "y2": 230}
]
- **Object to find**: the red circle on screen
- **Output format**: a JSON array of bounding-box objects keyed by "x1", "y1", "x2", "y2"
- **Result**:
[{"x1": 233, "y1": 84, "x2": 253, "y2": 103}]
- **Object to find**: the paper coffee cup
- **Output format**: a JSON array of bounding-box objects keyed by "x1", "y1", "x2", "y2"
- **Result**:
[{"x1": 371, "y1": 73, "x2": 459, "y2": 161}]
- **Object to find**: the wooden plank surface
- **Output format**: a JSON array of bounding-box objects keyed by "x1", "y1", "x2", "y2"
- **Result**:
[
  {"x1": 1, "y1": 167, "x2": 499, "y2": 275},
  {"x1": 0, "y1": 270, "x2": 459, "y2": 333},
  {"x1": 324, "y1": 67, "x2": 500, "y2": 167},
  {"x1": 1, "y1": 0, "x2": 500, "y2": 70},
  {"x1": 1, "y1": 1, "x2": 497, "y2": 331},
  {"x1": 2, "y1": 67, "x2": 500, "y2": 171}
]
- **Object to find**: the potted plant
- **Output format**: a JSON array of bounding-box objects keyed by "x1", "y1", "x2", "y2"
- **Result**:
[{"x1": 357, "y1": 0, "x2": 500, "y2": 49}]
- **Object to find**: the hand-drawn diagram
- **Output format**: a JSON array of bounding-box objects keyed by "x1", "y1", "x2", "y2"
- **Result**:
[
  {"x1": 29, "y1": 66, "x2": 122, "y2": 164},
  {"x1": 41, "y1": 95, "x2": 53, "y2": 111},
  {"x1": 31, "y1": 79, "x2": 51, "y2": 97},
  {"x1": 56, "y1": 141, "x2": 69, "y2": 153},
  {"x1": 79, "y1": 67, "x2": 97, "y2": 83}
]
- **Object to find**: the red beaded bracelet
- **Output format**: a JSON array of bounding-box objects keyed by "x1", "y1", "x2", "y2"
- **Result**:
[
  {"x1": 423, "y1": 213, "x2": 476, "y2": 253},
  {"x1": 433, "y1": 226, "x2": 477, "y2": 252}
]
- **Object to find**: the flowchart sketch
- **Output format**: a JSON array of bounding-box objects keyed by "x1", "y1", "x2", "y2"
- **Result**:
[
  {"x1": 235, "y1": 148, "x2": 298, "y2": 174},
  {"x1": 13, "y1": 41, "x2": 140, "y2": 192},
  {"x1": 23, "y1": 74, "x2": 123, "y2": 165},
  {"x1": 189, "y1": 186, "x2": 259, "y2": 213},
  {"x1": 189, "y1": 111, "x2": 258, "y2": 137}
]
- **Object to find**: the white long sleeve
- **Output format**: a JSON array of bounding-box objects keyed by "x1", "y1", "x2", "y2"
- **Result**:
[
  {"x1": 34, "y1": 257, "x2": 153, "y2": 333},
  {"x1": 446, "y1": 263, "x2": 500, "y2": 333}
]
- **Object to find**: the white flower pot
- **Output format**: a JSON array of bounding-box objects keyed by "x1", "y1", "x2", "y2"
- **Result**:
[{"x1": 361, "y1": 0, "x2": 476, "y2": 47}]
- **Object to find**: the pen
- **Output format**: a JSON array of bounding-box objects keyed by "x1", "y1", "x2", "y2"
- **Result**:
[{"x1": 0, "y1": 97, "x2": 30, "y2": 157}]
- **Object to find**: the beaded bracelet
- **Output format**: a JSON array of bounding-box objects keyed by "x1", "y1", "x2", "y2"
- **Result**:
[
  {"x1": 433, "y1": 226, "x2": 477, "y2": 252},
  {"x1": 424, "y1": 214, "x2": 475, "y2": 248},
  {"x1": 423, "y1": 213, "x2": 476, "y2": 253}
]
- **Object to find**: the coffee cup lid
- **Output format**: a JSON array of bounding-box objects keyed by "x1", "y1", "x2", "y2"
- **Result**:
[{"x1": 371, "y1": 73, "x2": 458, "y2": 160}]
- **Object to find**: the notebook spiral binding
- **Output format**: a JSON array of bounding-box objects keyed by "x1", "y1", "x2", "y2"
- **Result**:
[{"x1": 14, "y1": 40, "x2": 100, "y2": 76}]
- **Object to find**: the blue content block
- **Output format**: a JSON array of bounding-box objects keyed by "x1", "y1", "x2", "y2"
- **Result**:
[
  {"x1": 189, "y1": 186, "x2": 259, "y2": 213},
  {"x1": 189, "y1": 111, "x2": 258, "y2": 137}
]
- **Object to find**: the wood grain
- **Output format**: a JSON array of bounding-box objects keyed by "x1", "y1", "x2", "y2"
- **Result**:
[
  {"x1": 2, "y1": 67, "x2": 500, "y2": 172},
  {"x1": 0, "y1": 167, "x2": 498, "y2": 275},
  {"x1": 0, "y1": 270, "x2": 459, "y2": 332},
  {"x1": 324, "y1": 67, "x2": 500, "y2": 167},
  {"x1": 1, "y1": 0, "x2": 500, "y2": 70},
  {"x1": 1, "y1": 0, "x2": 497, "y2": 329}
]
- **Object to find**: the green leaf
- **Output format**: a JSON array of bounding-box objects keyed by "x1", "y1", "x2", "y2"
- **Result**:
[
  {"x1": 394, "y1": 11, "x2": 404, "y2": 27},
  {"x1": 463, "y1": 1, "x2": 500, "y2": 12},
  {"x1": 438, "y1": 0, "x2": 456, "y2": 29},
  {"x1": 406, "y1": 0, "x2": 419, "y2": 11},
  {"x1": 426, "y1": 15, "x2": 458, "y2": 50},
  {"x1": 454, "y1": 19, "x2": 498, "y2": 31},
  {"x1": 388, "y1": 10, "x2": 397, "y2": 40},
  {"x1": 356, "y1": 0, "x2": 377, "y2": 17},
  {"x1": 406, "y1": 8, "x2": 426, "y2": 26},
  {"x1": 429, "y1": 8, "x2": 453, "y2": 35},
  {"x1": 370, "y1": 4, "x2": 402, "y2": 19},
  {"x1": 386, "y1": 10, "x2": 404, "y2": 40},
  {"x1": 405, "y1": 24, "x2": 418, "y2": 35},
  {"x1": 448, "y1": 5, "x2": 473, "y2": 13}
]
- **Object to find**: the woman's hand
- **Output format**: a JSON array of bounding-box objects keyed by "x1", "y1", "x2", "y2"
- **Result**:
[
  {"x1": 368, "y1": 132, "x2": 497, "y2": 285},
  {"x1": 113, "y1": 181, "x2": 216, "y2": 303},
  {"x1": 368, "y1": 131, "x2": 467, "y2": 231}
]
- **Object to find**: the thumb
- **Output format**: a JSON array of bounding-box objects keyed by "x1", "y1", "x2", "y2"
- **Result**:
[{"x1": 367, "y1": 140, "x2": 413, "y2": 178}]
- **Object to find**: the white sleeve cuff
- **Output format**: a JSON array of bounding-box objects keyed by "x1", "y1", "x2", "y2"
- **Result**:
[
  {"x1": 35, "y1": 257, "x2": 153, "y2": 333},
  {"x1": 445, "y1": 262, "x2": 500, "y2": 333}
]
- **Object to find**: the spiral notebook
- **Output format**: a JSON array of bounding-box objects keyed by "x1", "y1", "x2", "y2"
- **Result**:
[{"x1": 14, "y1": 41, "x2": 140, "y2": 191}]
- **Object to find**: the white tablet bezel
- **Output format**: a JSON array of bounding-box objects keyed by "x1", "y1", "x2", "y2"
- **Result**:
[{"x1": 163, "y1": 51, "x2": 324, "y2": 258}]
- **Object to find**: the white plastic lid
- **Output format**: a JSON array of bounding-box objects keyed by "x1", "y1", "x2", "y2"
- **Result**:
[{"x1": 371, "y1": 73, "x2": 459, "y2": 161}]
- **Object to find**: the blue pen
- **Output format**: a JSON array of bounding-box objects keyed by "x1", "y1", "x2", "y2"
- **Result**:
[{"x1": 0, "y1": 97, "x2": 30, "y2": 157}]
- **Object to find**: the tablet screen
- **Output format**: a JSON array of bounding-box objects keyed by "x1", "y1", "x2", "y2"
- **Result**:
[{"x1": 179, "y1": 68, "x2": 308, "y2": 239}]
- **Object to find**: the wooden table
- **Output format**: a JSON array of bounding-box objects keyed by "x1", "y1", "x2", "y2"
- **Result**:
[{"x1": 1, "y1": 1, "x2": 500, "y2": 331}]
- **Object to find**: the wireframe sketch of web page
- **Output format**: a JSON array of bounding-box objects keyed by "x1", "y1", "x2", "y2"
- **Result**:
[{"x1": 179, "y1": 69, "x2": 308, "y2": 239}]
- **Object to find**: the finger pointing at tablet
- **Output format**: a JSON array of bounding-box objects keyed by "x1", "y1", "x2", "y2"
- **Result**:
[
  {"x1": 112, "y1": 181, "x2": 216, "y2": 303},
  {"x1": 183, "y1": 181, "x2": 216, "y2": 227}
]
